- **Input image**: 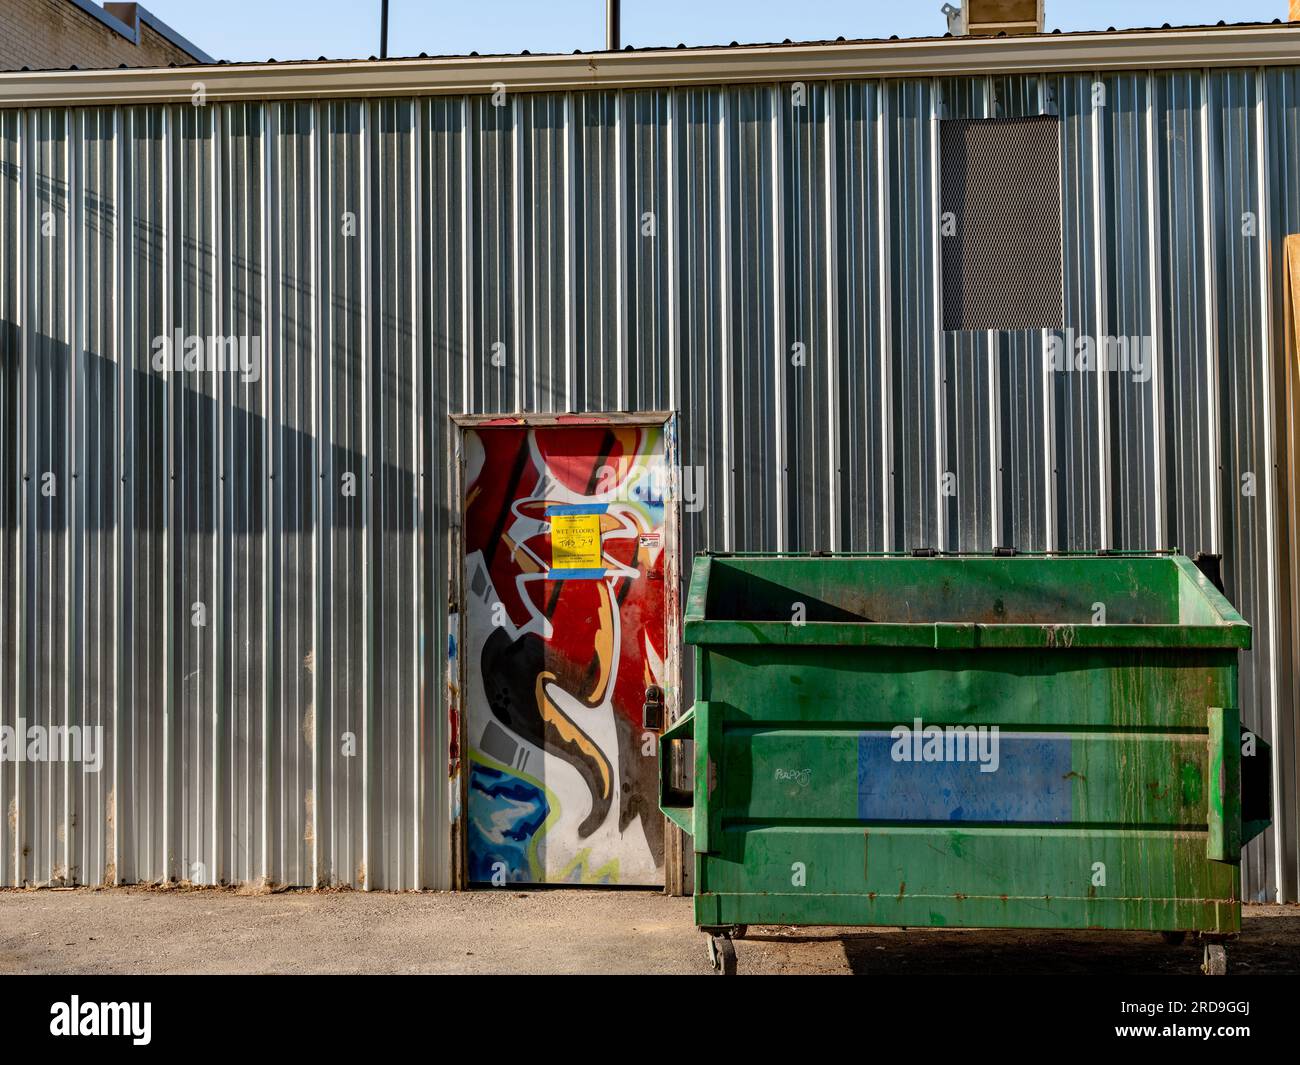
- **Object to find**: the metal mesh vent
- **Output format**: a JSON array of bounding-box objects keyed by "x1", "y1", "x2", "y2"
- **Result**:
[{"x1": 941, "y1": 115, "x2": 1062, "y2": 331}]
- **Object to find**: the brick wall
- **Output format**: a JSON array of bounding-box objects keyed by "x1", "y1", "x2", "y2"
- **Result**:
[{"x1": 0, "y1": 0, "x2": 199, "y2": 71}]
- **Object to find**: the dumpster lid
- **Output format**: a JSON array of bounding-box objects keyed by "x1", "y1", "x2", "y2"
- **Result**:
[{"x1": 683, "y1": 553, "x2": 1250, "y2": 650}]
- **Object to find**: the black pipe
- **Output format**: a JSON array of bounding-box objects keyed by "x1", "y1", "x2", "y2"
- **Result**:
[
  {"x1": 606, "y1": 0, "x2": 619, "y2": 51},
  {"x1": 380, "y1": 0, "x2": 390, "y2": 59}
]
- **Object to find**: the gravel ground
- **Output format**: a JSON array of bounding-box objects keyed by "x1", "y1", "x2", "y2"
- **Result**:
[{"x1": 0, "y1": 889, "x2": 1295, "y2": 975}]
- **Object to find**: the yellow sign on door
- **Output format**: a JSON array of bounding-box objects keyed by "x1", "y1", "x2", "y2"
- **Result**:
[{"x1": 550, "y1": 512, "x2": 603, "y2": 572}]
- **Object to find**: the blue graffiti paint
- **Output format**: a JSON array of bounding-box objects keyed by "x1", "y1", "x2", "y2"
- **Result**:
[
  {"x1": 467, "y1": 763, "x2": 550, "y2": 883},
  {"x1": 857, "y1": 731, "x2": 1073, "y2": 823}
]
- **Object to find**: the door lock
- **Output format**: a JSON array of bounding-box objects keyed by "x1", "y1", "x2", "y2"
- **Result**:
[{"x1": 642, "y1": 685, "x2": 664, "y2": 731}]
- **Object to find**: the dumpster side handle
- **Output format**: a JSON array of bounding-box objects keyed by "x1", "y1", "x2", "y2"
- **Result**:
[
  {"x1": 1207, "y1": 706, "x2": 1242, "y2": 862},
  {"x1": 659, "y1": 706, "x2": 695, "y2": 838},
  {"x1": 658, "y1": 702, "x2": 720, "y2": 853}
]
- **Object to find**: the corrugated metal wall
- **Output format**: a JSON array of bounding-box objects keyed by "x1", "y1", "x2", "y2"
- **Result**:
[{"x1": 2, "y1": 67, "x2": 1298, "y2": 900}]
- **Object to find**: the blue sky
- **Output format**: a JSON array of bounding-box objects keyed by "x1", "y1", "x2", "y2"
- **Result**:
[{"x1": 143, "y1": 1, "x2": 1292, "y2": 63}]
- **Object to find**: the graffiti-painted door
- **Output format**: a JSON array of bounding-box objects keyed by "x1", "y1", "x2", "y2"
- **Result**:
[{"x1": 462, "y1": 422, "x2": 670, "y2": 886}]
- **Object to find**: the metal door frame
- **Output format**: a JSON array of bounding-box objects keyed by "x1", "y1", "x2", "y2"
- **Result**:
[{"x1": 447, "y1": 411, "x2": 685, "y2": 893}]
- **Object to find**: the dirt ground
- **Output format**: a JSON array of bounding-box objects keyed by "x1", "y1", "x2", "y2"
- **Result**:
[{"x1": 0, "y1": 888, "x2": 1295, "y2": 975}]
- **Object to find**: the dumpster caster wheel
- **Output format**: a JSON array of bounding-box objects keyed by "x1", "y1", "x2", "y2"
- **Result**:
[
  {"x1": 1202, "y1": 943, "x2": 1227, "y2": 976},
  {"x1": 707, "y1": 934, "x2": 737, "y2": 976},
  {"x1": 732, "y1": 925, "x2": 748, "y2": 940},
  {"x1": 1161, "y1": 931, "x2": 1186, "y2": 946}
]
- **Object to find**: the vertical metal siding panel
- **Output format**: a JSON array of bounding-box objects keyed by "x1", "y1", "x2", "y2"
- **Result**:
[
  {"x1": 0, "y1": 109, "x2": 19, "y2": 885},
  {"x1": 888, "y1": 80, "x2": 939, "y2": 552},
  {"x1": 371, "y1": 99, "x2": 420, "y2": 890},
  {"x1": 115, "y1": 106, "x2": 136, "y2": 885},
  {"x1": 109, "y1": 105, "x2": 124, "y2": 885},
  {"x1": 322, "y1": 100, "x2": 365, "y2": 887},
  {"x1": 999, "y1": 322, "x2": 1052, "y2": 554},
  {"x1": 1255, "y1": 69, "x2": 1287, "y2": 905},
  {"x1": 16, "y1": 108, "x2": 31, "y2": 887},
  {"x1": 379, "y1": 98, "x2": 397, "y2": 889},
  {"x1": 269, "y1": 102, "x2": 290, "y2": 887},
  {"x1": 126, "y1": 104, "x2": 162, "y2": 884},
  {"x1": 307, "y1": 99, "x2": 321, "y2": 887},
  {"x1": 573, "y1": 92, "x2": 618, "y2": 412},
  {"x1": 833, "y1": 81, "x2": 886, "y2": 553},
  {"x1": 770, "y1": 86, "x2": 786, "y2": 553},
  {"x1": 174, "y1": 104, "x2": 217, "y2": 884},
  {"x1": 823, "y1": 85, "x2": 841, "y2": 552},
  {"x1": 1212, "y1": 69, "x2": 1273, "y2": 898},
  {"x1": 246, "y1": 102, "x2": 270, "y2": 884},
  {"x1": 1145, "y1": 73, "x2": 1167, "y2": 553},
  {"x1": 1201, "y1": 72, "x2": 1225, "y2": 561},
  {"x1": 878, "y1": 83, "x2": 894, "y2": 550},
  {"x1": 561, "y1": 94, "x2": 575, "y2": 412},
  {"x1": 29, "y1": 108, "x2": 72, "y2": 885},
  {"x1": 666, "y1": 90, "x2": 679, "y2": 415},
  {"x1": 409, "y1": 98, "x2": 427, "y2": 890},
  {"x1": 983, "y1": 80, "x2": 1003, "y2": 553},
  {"x1": 202, "y1": 103, "x2": 220, "y2": 882},
  {"x1": 429, "y1": 96, "x2": 470, "y2": 887},
  {"x1": 938, "y1": 78, "x2": 994, "y2": 554},
  {"x1": 367, "y1": 99, "x2": 387, "y2": 891},
  {"x1": 81, "y1": 108, "x2": 122, "y2": 887},
  {"x1": 423, "y1": 96, "x2": 459, "y2": 890},
  {"x1": 1055, "y1": 75, "x2": 1103, "y2": 551},
  {"x1": 56, "y1": 107, "x2": 73, "y2": 885},
  {"x1": 1039, "y1": 77, "x2": 1058, "y2": 555},
  {"x1": 614, "y1": 91, "x2": 627, "y2": 411},
  {"x1": 313, "y1": 99, "x2": 333, "y2": 887},
  {"x1": 930, "y1": 81, "x2": 947, "y2": 552},
  {"x1": 216, "y1": 102, "x2": 236, "y2": 883},
  {"x1": 782, "y1": 81, "x2": 833, "y2": 552},
  {"x1": 206, "y1": 104, "x2": 221, "y2": 887},
  {"x1": 675, "y1": 89, "x2": 727, "y2": 558},
  {"x1": 717, "y1": 88, "x2": 734, "y2": 549},
  {"x1": 511, "y1": 96, "x2": 525, "y2": 415},
  {"x1": 468, "y1": 96, "x2": 514, "y2": 414},
  {"x1": 727, "y1": 85, "x2": 777, "y2": 550},
  {"x1": 21, "y1": 108, "x2": 38, "y2": 883},
  {"x1": 67, "y1": 107, "x2": 84, "y2": 887},
  {"x1": 75, "y1": 111, "x2": 120, "y2": 892},
  {"x1": 1092, "y1": 75, "x2": 1112, "y2": 552},
  {"x1": 626, "y1": 90, "x2": 670, "y2": 413},
  {"x1": 944, "y1": 321, "x2": 991, "y2": 552},
  {"x1": 1156, "y1": 71, "x2": 1216, "y2": 557},
  {"x1": 168, "y1": 104, "x2": 185, "y2": 884},
  {"x1": 1103, "y1": 73, "x2": 1159, "y2": 550},
  {"x1": 518, "y1": 95, "x2": 565, "y2": 413},
  {"x1": 213, "y1": 102, "x2": 236, "y2": 884},
  {"x1": 359, "y1": 99, "x2": 374, "y2": 889},
  {"x1": 259, "y1": 101, "x2": 277, "y2": 888},
  {"x1": 161, "y1": 104, "x2": 176, "y2": 886},
  {"x1": 17, "y1": 108, "x2": 34, "y2": 887},
  {"x1": 273, "y1": 101, "x2": 315, "y2": 888},
  {"x1": 252, "y1": 102, "x2": 270, "y2": 887},
  {"x1": 1265, "y1": 66, "x2": 1300, "y2": 904}
]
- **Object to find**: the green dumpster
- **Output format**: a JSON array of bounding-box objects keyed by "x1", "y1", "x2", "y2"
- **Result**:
[{"x1": 659, "y1": 552, "x2": 1270, "y2": 975}]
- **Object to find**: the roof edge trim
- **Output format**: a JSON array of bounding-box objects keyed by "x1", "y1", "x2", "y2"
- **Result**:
[{"x1": 1, "y1": 23, "x2": 1299, "y2": 107}]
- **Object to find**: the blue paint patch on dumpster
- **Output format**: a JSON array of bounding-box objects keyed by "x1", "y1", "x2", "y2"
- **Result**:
[{"x1": 857, "y1": 729, "x2": 1073, "y2": 823}]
